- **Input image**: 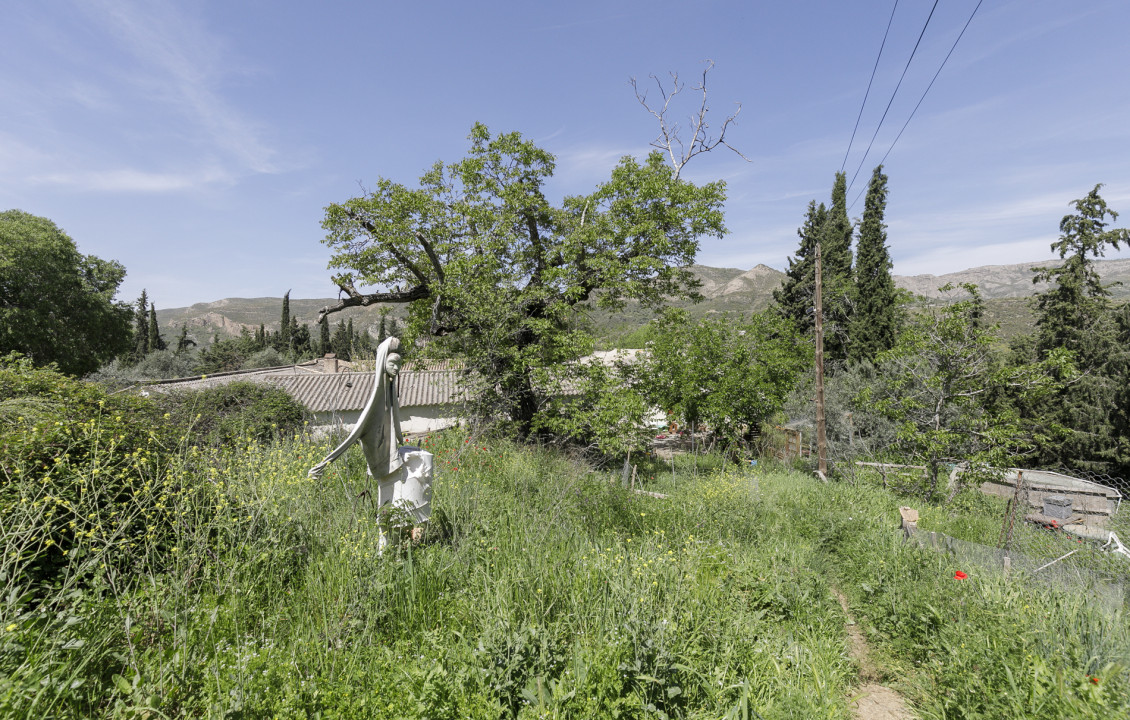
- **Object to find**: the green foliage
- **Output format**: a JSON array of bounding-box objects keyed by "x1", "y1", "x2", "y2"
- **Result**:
[
  {"x1": 0, "y1": 211, "x2": 133, "y2": 376},
  {"x1": 322, "y1": 123, "x2": 726, "y2": 434},
  {"x1": 131, "y1": 289, "x2": 150, "y2": 361},
  {"x1": 279, "y1": 290, "x2": 292, "y2": 351},
  {"x1": 244, "y1": 346, "x2": 285, "y2": 369},
  {"x1": 849, "y1": 165, "x2": 901, "y2": 362},
  {"x1": 822, "y1": 172, "x2": 855, "y2": 362},
  {"x1": 3, "y1": 415, "x2": 1127, "y2": 718},
  {"x1": 147, "y1": 303, "x2": 165, "y2": 353},
  {"x1": 533, "y1": 357, "x2": 653, "y2": 461},
  {"x1": 640, "y1": 309, "x2": 810, "y2": 454},
  {"x1": 1024, "y1": 185, "x2": 1130, "y2": 474},
  {"x1": 772, "y1": 200, "x2": 825, "y2": 335},
  {"x1": 870, "y1": 284, "x2": 1072, "y2": 497},
  {"x1": 0, "y1": 355, "x2": 176, "y2": 586},
  {"x1": 156, "y1": 381, "x2": 307, "y2": 448}
]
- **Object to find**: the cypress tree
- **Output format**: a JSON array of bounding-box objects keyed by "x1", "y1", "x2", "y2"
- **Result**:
[
  {"x1": 279, "y1": 290, "x2": 292, "y2": 350},
  {"x1": 849, "y1": 165, "x2": 899, "y2": 362},
  {"x1": 822, "y1": 172, "x2": 855, "y2": 361},
  {"x1": 378, "y1": 309, "x2": 389, "y2": 342},
  {"x1": 319, "y1": 317, "x2": 331, "y2": 356},
  {"x1": 772, "y1": 200, "x2": 826, "y2": 335},
  {"x1": 292, "y1": 321, "x2": 311, "y2": 357},
  {"x1": 147, "y1": 302, "x2": 166, "y2": 352},
  {"x1": 823, "y1": 172, "x2": 854, "y2": 282},
  {"x1": 133, "y1": 289, "x2": 149, "y2": 361}
]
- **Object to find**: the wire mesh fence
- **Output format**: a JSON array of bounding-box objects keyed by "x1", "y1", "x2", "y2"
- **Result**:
[{"x1": 909, "y1": 526, "x2": 1130, "y2": 613}]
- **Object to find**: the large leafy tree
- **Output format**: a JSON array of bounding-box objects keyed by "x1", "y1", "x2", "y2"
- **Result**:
[
  {"x1": 319, "y1": 123, "x2": 726, "y2": 434},
  {"x1": 849, "y1": 165, "x2": 900, "y2": 362},
  {"x1": 1025, "y1": 184, "x2": 1129, "y2": 472},
  {"x1": 639, "y1": 308, "x2": 810, "y2": 453},
  {"x1": 0, "y1": 210, "x2": 133, "y2": 375}
]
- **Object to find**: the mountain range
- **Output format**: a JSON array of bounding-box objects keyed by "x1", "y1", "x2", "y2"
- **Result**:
[{"x1": 154, "y1": 257, "x2": 1130, "y2": 345}]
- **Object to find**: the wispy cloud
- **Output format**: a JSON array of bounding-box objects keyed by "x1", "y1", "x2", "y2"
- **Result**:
[
  {"x1": 84, "y1": 0, "x2": 277, "y2": 174},
  {"x1": 29, "y1": 166, "x2": 235, "y2": 193},
  {"x1": 0, "y1": 1, "x2": 281, "y2": 196}
]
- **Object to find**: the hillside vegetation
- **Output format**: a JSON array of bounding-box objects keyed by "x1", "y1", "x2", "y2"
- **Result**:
[
  {"x1": 3, "y1": 358, "x2": 1126, "y2": 718},
  {"x1": 155, "y1": 258, "x2": 1130, "y2": 347}
]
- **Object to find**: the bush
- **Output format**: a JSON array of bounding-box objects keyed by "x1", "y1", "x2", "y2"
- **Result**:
[
  {"x1": 0, "y1": 355, "x2": 178, "y2": 587},
  {"x1": 244, "y1": 347, "x2": 286, "y2": 369},
  {"x1": 157, "y1": 381, "x2": 308, "y2": 447}
]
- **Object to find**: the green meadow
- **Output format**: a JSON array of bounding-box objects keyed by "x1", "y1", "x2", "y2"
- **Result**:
[{"x1": 3, "y1": 399, "x2": 1127, "y2": 718}]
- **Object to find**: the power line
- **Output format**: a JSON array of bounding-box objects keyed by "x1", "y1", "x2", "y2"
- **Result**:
[
  {"x1": 849, "y1": 0, "x2": 986, "y2": 211},
  {"x1": 841, "y1": 0, "x2": 901, "y2": 174},
  {"x1": 845, "y1": 0, "x2": 941, "y2": 198}
]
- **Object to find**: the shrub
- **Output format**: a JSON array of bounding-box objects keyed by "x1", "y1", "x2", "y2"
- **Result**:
[
  {"x1": 0, "y1": 355, "x2": 177, "y2": 587},
  {"x1": 156, "y1": 381, "x2": 308, "y2": 447}
]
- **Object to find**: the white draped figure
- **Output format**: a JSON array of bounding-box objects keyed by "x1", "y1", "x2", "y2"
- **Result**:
[{"x1": 308, "y1": 337, "x2": 435, "y2": 549}]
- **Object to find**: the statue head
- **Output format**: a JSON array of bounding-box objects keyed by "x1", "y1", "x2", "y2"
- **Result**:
[{"x1": 385, "y1": 352, "x2": 402, "y2": 378}]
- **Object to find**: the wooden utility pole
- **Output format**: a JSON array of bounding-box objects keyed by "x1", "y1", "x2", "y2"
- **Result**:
[{"x1": 814, "y1": 242, "x2": 829, "y2": 479}]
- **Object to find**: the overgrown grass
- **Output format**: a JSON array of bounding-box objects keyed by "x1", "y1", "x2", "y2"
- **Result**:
[{"x1": 3, "y1": 419, "x2": 1128, "y2": 717}]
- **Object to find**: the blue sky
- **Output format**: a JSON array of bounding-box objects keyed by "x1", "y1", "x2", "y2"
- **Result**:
[{"x1": 2, "y1": 0, "x2": 1128, "y2": 309}]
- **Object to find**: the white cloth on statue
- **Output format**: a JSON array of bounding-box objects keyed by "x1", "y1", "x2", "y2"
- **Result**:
[{"x1": 377, "y1": 448, "x2": 435, "y2": 522}]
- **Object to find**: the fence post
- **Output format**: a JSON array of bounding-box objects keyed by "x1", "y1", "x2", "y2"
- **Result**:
[
  {"x1": 929, "y1": 531, "x2": 938, "y2": 549},
  {"x1": 1003, "y1": 555, "x2": 1011, "y2": 577}
]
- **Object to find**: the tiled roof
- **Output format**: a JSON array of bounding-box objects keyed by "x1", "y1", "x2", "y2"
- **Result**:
[
  {"x1": 143, "y1": 364, "x2": 466, "y2": 411},
  {"x1": 141, "y1": 364, "x2": 324, "y2": 393},
  {"x1": 264, "y1": 370, "x2": 466, "y2": 412}
]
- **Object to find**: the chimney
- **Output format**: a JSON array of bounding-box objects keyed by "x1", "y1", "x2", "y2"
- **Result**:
[{"x1": 323, "y1": 353, "x2": 337, "y2": 373}]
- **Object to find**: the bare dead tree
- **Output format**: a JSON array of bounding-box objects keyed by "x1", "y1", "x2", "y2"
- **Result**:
[{"x1": 631, "y1": 60, "x2": 751, "y2": 180}]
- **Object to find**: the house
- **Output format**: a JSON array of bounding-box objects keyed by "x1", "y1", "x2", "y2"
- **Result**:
[{"x1": 141, "y1": 357, "x2": 466, "y2": 435}]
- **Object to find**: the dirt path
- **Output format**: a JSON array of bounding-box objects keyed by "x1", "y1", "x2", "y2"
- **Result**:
[{"x1": 833, "y1": 588, "x2": 916, "y2": 720}]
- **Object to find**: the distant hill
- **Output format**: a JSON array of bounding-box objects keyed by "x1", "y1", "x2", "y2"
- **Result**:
[
  {"x1": 896, "y1": 257, "x2": 1130, "y2": 300},
  {"x1": 155, "y1": 257, "x2": 1130, "y2": 346}
]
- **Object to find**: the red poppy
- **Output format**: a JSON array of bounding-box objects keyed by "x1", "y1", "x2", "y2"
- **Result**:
[{"x1": 954, "y1": 571, "x2": 968, "y2": 580}]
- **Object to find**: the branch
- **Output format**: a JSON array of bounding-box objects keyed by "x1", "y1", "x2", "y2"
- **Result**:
[
  {"x1": 316, "y1": 280, "x2": 429, "y2": 323},
  {"x1": 631, "y1": 60, "x2": 751, "y2": 180},
  {"x1": 344, "y1": 209, "x2": 431, "y2": 286},
  {"x1": 415, "y1": 231, "x2": 446, "y2": 282}
]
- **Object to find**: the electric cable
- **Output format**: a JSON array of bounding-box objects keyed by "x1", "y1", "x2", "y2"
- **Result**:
[
  {"x1": 841, "y1": 0, "x2": 901, "y2": 174},
  {"x1": 849, "y1": 0, "x2": 985, "y2": 210},
  {"x1": 845, "y1": 0, "x2": 941, "y2": 198}
]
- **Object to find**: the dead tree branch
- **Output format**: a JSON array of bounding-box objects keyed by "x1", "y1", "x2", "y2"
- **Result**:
[{"x1": 631, "y1": 60, "x2": 751, "y2": 180}]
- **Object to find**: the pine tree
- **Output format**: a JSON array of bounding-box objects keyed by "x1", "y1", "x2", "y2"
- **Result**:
[
  {"x1": 822, "y1": 172, "x2": 855, "y2": 361},
  {"x1": 147, "y1": 303, "x2": 166, "y2": 352},
  {"x1": 849, "y1": 165, "x2": 899, "y2": 362},
  {"x1": 292, "y1": 321, "x2": 312, "y2": 358},
  {"x1": 1027, "y1": 184, "x2": 1129, "y2": 473},
  {"x1": 175, "y1": 323, "x2": 195, "y2": 352},
  {"x1": 772, "y1": 201, "x2": 826, "y2": 334},
  {"x1": 132, "y1": 289, "x2": 150, "y2": 361},
  {"x1": 331, "y1": 320, "x2": 350, "y2": 361},
  {"x1": 378, "y1": 309, "x2": 389, "y2": 342}
]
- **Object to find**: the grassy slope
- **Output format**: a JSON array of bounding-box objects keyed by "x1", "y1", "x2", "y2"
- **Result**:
[{"x1": 4, "y1": 435, "x2": 1127, "y2": 718}]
